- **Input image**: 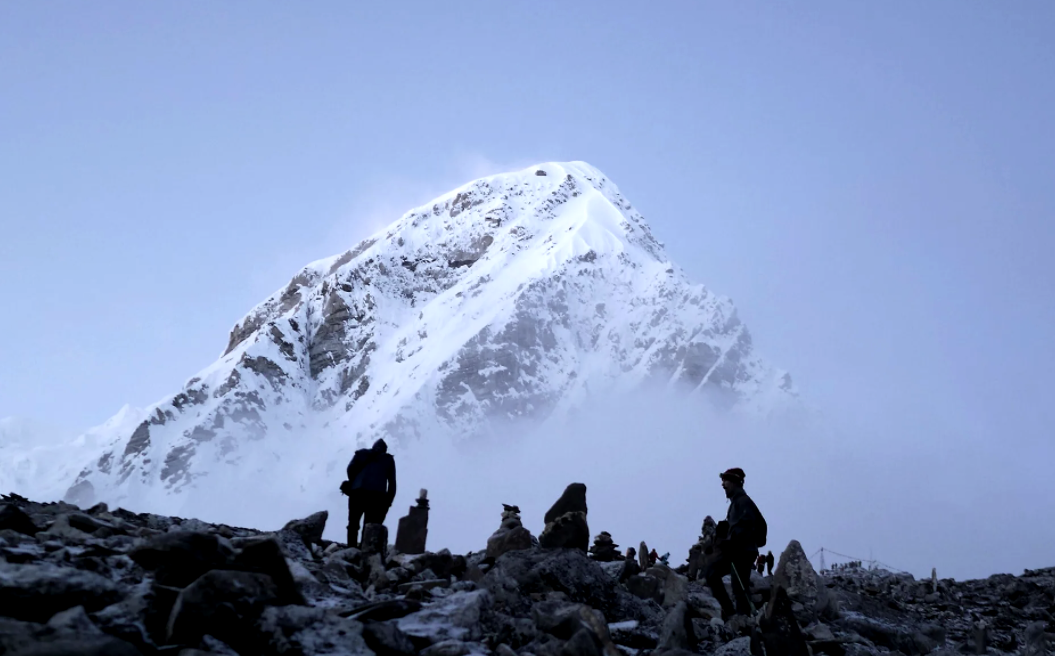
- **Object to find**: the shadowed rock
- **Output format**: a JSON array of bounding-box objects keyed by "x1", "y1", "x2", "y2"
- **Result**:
[
  {"x1": 0, "y1": 564, "x2": 122, "y2": 623},
  {"x1": 281, "y1": 511, "x2": 328, "y2": 546},
  {"x1": 129, "y1": 531, "x2": 235, "y2": 587},
  {"x1": 166, "y1": 570, "x2": 280, "y2": 649},
  {"x1": 0, "y1": 504, "x2": 40, "y2": 536},
  {"x1": 543, "y1": 483, "x2": 587, "y2": 524}
]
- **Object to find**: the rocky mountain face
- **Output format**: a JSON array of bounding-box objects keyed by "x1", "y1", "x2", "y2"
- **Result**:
[
  {"x1": 1, "y1": 489, "x2": 1050, "y2": 656},
  {"x1": 60, "y1": 162, "x2": 795, "y2": 512}
]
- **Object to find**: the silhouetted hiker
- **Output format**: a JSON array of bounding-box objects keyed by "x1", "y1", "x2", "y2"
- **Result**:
[
  {"x1": 766, "y1": 550, "x2": 775, "y2": 576},
  {"x1": 756, "y1": 553, "x2": 767, "y2": 574},
  {"x1": 704, "y1": 467, "x2": 768, "y2": 620},
  {"x1": 340, "y1": 438, "x2": 397, "y2": 547},
  {"x1": 649, "y1": 548, "x2": 659, "y2": 566},
  {"x1": 619, "y1": 547, "x2": 641, "y2": 582}
]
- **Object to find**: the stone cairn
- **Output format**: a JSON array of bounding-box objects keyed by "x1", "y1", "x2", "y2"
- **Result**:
[
  {"x1": 537, "y1": 483, "x2": 589, "y2": 551},
  {"x1": 485, "y1": 504, "x2": 534, "y2": 559},
  {"x1": 394, "y1": 488, "x2": 429, "y2": 555},
  {"x1": 587, "y1": 531, "x2": 621, "y2": 562}
]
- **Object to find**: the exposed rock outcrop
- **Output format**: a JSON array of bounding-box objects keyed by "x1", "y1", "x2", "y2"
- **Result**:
[{"x1": 0, "y1": 491, "x2": 1049, "y2": 656}]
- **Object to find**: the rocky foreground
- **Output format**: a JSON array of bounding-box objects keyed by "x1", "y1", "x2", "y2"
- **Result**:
[{"x1": 0, "y1": 490, "x2": 1052, "y2": 656}]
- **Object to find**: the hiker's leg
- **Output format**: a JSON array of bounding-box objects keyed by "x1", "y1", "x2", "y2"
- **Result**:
[
  {"x1": 347, "y1": 495, "x2": 365, "y2": 547},
  {"x1": 363, "y1": 491, "x2": 389, "y2": 525},
  {"x1": 730, "y1": 553, "x2": 756, "y2": 615},
  {"x1": 705, "y1": 557, "x2": 736, "y2": 618}
]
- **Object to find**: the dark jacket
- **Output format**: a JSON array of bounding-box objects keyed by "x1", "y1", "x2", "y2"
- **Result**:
[
  {"x1": 725, "y1": 488, "x2": 767, "y2": 553},
  {"x1": 346, "y1": 445, "x2": 397, "y2": 505}
]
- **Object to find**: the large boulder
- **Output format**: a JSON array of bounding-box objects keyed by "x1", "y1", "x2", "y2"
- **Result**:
[
  {"x1": 0, "y1": 563, "x2": 122, "y2": 623},
  {"x1": 281, "y1": 511, "x2": 328, "y2": 546},
  {"x1": 773, "y1": 540, "x2": 819, "y2": 620},
  {"x1": 397, "y1": 590, "x2": 492, "y2": 644},
  {"x1": 657, "y1": 601, "x2": 696, "y2": 652},
  {"x1": 487, "y1": 526, "x2": 535, "y2": 560},
  {"x1": 645, "y1": 566, "x2": 689, "y2": 609},
  {"x1": 129, "y1": 531, "x2": 235, "y2": 587},
  {"x1": 538, "y1": 512, "x2": 589, "y2": 551},
  {"x1": 362, "y1": 524, "x2": 389, "y2": 558},
  {"x1": 362, "y1": 620, "x2": 418, "y2": 656},
  {"x1": 483, "y1": 549, "x2": 616, "y2": 614},
  {"x1": 544, "y1": 484, "x2": 588, "y2": 524},
  {"x1": 230, "y1": 536, "x2": 306, "y2": 605},
  {"x1": 256, "y1": 605, "x2": 371, "y2": 656},
  {"x1": 166, "y1": 570, "x2": 280, "y2": 649},
  {"x1": 0, "y1": 504, "x2": 40, "y2": 536},
  {"x1": 539, "y1": 484, "x2": 589, "y2": 551}
]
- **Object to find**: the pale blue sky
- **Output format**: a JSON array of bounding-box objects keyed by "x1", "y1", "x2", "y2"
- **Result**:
[{"x1": 2, "y1": 3, "x2": 1053, "y2": 577}]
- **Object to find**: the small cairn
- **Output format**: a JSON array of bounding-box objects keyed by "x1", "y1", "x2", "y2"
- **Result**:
[
  {"x1": 485, "y1": 504, "x2": 534, "y2": 559},
  {"x1": 394, "y1": 488, "x2": 430, "y2": 555},
  {"x1": 588, "y1": 531, "x2": 621, "y2": 562}
]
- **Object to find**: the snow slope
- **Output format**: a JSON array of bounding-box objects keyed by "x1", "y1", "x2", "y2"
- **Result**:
[{"x1": 16, "y1": 162, "x2": 796, "y2": 517}]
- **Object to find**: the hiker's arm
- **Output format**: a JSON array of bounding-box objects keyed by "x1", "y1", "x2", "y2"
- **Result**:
[{"x1": 347, "y1": 453, "x2": 365, "y2": 482}]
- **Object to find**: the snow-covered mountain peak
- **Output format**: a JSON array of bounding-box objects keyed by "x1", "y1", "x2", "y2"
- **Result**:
[{"x1": 54, "y1": 161, "x2": 795, "y2": 512}]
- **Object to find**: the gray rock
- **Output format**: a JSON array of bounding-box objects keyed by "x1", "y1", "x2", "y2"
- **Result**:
[
  {"x1": 540, "y1": 485, "x2": 590, "y2": 552},
  {"x1": 129, "y1": 531, "x2": 235, "y2": 587},
  {"x1": 487, "y1": 526, "x2": 535, "y2": 559},
  {"x1": 773, "y1": 540, "x2": 818, "y2": 619},
  {"x1": 7, "y1": 637, "x2": 143, "y2": 656},
  {"x1": 804, "y1": 622, "x2": 834, "y2": 641},
  {"x1": 625, "y1": 574, "x2": 663, "y2": 604},
  {"x1": 542, "y1": 484, "x2": 587, "y2": 525},
  {"x1": 657, "y1": 601, "x2": 694, "y2": 652},
  {"x1": 45, "y1": 605, "x2": 103, "y2": 636},
  {"x1": 167, "y1": 570, "x2": 280, "y2": 649},
  {"x1": 281, "y1": 511, "x2": 328, "y2": 545},
  {"x1": 395, "y1": 496, "x2": 430, "y2": 556},
  {"x1": 560, "y1": 628, "x2": 601, "y2": 656},
  {"x1": 0, "y1": 504, "x2": 41, "y2": 536},
  {"x1": 230, "y1": 536, "x2": 306, "y2": 605},
  {"x1": 256, "y1": 605, "x2": 370, "y2": 656},
  {"x1": 484, "y1": 548, "x2": 616, "y2": 614},
  {"x1": 363, "y1": 620, "x2": 418, "y2": 656},
  {"x1": 398, "y1": 589, "x2": 492, "y2": 643},
  {"x1": 421, "y1": 639, "x2": 474, "y2": 656},
  {"x1": 0, "y1": 617, "x2": 45, "y2": 654},
  {"x1": 538, "y1": 511, "x2": 589, "y2": 552},
  {"x1": 362, "y1": 523, "x2": 389, "y2": 558},
  {"x1": 645, "y1": 565, "x2": 688, "y2": 609},
  {"x1": 0, "y1": 563, "x2": 122, "y2": 622},
  {"x1": 714, "y1": 636, "x2": 752, "y2": 656},
  {"x1": 532, "y1": 600, "x2": 590, "y2": 639}
]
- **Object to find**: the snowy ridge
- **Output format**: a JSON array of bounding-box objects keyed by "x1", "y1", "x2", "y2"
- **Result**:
[{"x1": 45, "y1": 162, "x2": 795, "y2": 512}]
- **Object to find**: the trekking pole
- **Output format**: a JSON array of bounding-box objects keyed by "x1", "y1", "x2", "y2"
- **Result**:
[{"x1": 729, "y1": 562, "x2": 757, "y2": 616}]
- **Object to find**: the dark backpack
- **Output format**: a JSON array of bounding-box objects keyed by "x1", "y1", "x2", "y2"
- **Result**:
[{"x1": 756, "y1": 510, "x2": 768, "y2": 548}]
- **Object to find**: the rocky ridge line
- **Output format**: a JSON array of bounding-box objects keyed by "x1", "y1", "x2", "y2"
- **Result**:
[{"x1": 1, "y1": 489, "x2": 1051, "y2": 656}]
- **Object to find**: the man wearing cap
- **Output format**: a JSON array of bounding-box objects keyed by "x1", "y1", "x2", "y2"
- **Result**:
[{"x1": 705, "y1": 467, "x2": 767, "y2": 619}]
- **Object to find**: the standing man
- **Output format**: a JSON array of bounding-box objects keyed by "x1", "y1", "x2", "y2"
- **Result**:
[
  {"x1": 341, "y1": 438, "x2": 397, "y2": 547},
  {"x1": 704, "y1": 467, "x2": 767, "y2": 619}
]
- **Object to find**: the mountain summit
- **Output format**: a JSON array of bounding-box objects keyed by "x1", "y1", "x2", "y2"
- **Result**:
[{"x1": 63, "y1": 162, "x2": 795, "y2": 509}]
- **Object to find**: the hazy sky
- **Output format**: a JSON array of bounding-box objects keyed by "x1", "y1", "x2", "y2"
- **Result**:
[{"x1": 2, "y1": 4, "x2": 1053, "y2": 579}]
